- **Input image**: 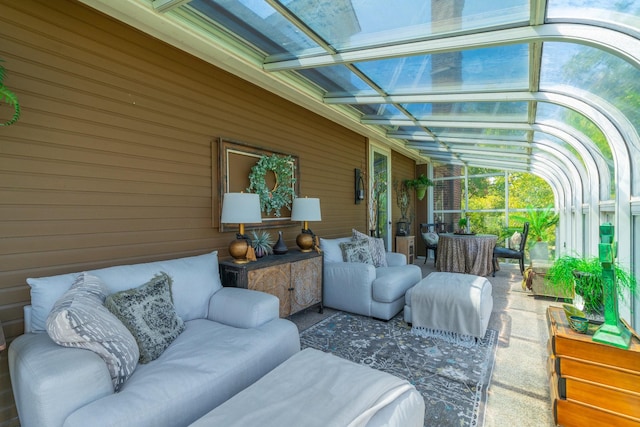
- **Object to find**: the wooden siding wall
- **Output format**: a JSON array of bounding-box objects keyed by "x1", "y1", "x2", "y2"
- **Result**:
[
  {"x1": 391, "y1": 152, "x2": 418, "y2": 251},
  {"x1": 0, "y1": 1, "x2": 416, "y2": 425}
]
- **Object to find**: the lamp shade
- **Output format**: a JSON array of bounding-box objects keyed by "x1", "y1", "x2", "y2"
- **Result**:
[
  {"x1": 291, "y1": 197, "x2": 321, "y2": 222},
  {"x1": 220, "y1": 193, "x2": 262, "y2": 224}
]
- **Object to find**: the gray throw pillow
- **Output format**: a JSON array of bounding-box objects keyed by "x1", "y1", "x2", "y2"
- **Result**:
[
  {"x1": 352, "y1": 229, "x2": 388, "y2": 267},
  {"x1": 46, "y1": 272, "x2": 139, "y2": 391},
  {"x1": 340, "y1": 240, "x2": 374, "y2": 265},
  {"x1": 509, "y1": 231, "x2": 522, "y2": 250},
  {"x1": 105, "y1": 272, "x2": 185, "y2": 364}
]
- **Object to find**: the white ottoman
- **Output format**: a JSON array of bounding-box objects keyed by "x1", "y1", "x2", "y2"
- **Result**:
[
  {"x1": 190, "y1": 348, "x2": 425, "y2": 427},
  {"x1": 404, "y1": 272, "x2": 493, "y2": 340}
]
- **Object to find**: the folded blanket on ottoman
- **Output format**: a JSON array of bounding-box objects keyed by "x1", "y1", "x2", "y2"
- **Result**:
[
  {"x1": 190, "y1": 348, "x2": 420, "y2": 427},
  {"x1": 410, "y1": 272, "x2": 493, "y2": 346}
]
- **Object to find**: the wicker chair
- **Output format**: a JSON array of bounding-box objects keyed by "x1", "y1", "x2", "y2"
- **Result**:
[{"x1": 492, "y1": 222, "x2": 529, "y2": 276}]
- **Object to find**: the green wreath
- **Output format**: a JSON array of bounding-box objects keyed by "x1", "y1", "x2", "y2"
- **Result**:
[{"x1": 247, "y1": 154, "x2": 296, "y2": 217}]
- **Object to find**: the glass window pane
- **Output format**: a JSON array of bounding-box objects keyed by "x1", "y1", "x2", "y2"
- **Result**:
[
  {"x1": 547, "y1": 0, "x2": 640, "y2": 29},
  {"x1": 540, "y1": 42, "x2": 640, "y2": 145},
  {"x1": 189, "y1": 0, "x2": 320, "y2": 55},
  {"x1": 355, "y1": 45, "x2": 529, "y2": 93},
  {"x1": 404, "y1": 101, "x2": 528, "y2": 122},
  {"x1": 282, "y1": 0, "x2": 528, "y2": 51}
]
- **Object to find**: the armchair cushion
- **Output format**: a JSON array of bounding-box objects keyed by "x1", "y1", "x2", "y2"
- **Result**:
[
  {"x1": 352, "y1": 229, "x2": 388, "y2": 267},
  {"x1": 340, "y1": 240, "x2": 374, "y2": 264},
  {"x1": 319, "y1": 237, "x2": 352, "y2": 263}
]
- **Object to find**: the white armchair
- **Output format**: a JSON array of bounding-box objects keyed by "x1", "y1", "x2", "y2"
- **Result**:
[{"x1": 320, "y1": 237, "x2": 422, "y2": 320}]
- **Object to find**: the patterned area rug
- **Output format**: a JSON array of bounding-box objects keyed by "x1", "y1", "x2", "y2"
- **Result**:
[{"x1": 299, "y1": 312, "x2": 497, "y2": 427}]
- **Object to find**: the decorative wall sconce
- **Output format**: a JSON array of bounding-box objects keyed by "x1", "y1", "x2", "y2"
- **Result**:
[
  {"x1": 220, "y1": 192, "x2": 262, "y2": 263},
  {"x1": 354, "y1": 168, "x2": 365, "y2": 204},
  {"x1": 291, "y1": 197, "x2": 322, "y2": 252}
]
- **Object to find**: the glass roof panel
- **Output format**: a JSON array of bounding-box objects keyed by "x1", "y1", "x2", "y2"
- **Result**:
[
  {"x1": 547, "y1": 0, "x2": 640, "y2": 31},
  {"x1": 350, "y1": 103, "x2": 405, "y2": 116},
  {"x1": 403, "y1": 101, "x2": 528, "y2": 121},
  {"x1": 354, "y1": 45, "x2": 529, "y2": 94},
  {"x1": 541, "y1": 42, "x2": 640, "y2": 140},
  {"x1": 189, "y1": 0, "x2": 320, "y2": 55},
  {"x1": 281, "y1": 0, "x2": 529, "y2": 51},
  {"x1": 297, "y1": 64, "x2": 371, "y2": 92},
  {"x1": 430, "y1": 128, "x2": 529, "y2": 139}
]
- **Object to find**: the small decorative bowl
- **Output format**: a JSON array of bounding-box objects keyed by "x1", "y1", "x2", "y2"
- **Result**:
[
  {"x1": 562, "y1": 303, "x2": 585, "y2": 320},
  {"x1": 569, "y1": 315, "x2": 589, "y2": 334}
]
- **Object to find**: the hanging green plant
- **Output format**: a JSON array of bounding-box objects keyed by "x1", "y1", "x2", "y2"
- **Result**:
[
  {"x1": 0, "y1": 60, "x2": 20, "y2": 127},
  {"x1": 247, "y1": 154, "x2": 296, "y2": 217}
]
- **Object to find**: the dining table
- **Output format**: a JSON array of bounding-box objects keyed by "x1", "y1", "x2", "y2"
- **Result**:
[{"x1": 435, "y1": 233, "x2": 499, "y2": 277}]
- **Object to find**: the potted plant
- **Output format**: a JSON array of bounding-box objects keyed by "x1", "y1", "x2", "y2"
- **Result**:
[
  {"x1": 250, "y1": 230, "x2": 274, "y2": 258},
  {"x1": 404, "y1": 174, "x2": 433, "y2": 201},
  {"x1": 510, "y1": 205, "x2": 558, "y2": 260},
  {"x1": 546, "y1": 255, "x2": 637, "y2": 320}
]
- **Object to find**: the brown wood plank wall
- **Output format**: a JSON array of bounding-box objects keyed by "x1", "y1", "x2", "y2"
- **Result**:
[
  {"x1": 0, "y1": 1, "x2": 416, "y2": 425},
  {"x1": 390, "y1": 152, "x2": 418, "y2": 251}
]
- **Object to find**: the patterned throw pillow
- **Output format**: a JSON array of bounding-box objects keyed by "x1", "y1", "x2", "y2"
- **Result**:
[
  {"x1": 422, "y1": 232, "x2": 439, "y2": 246},
  {"x1": 105, "y1": 272, "x2": 185, "y2": 364},
  {"x1": 339, "y1": 240, "x2": 374, "y2": 265},
  {"x1": 46, "y1": 272, "x2": 139, "y2": 391},
  {"x1": 352, "y1": 229, "x2": 388, "y2": 267}
]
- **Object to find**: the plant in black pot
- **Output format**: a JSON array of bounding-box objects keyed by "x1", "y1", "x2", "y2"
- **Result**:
[
  {"x1": 250, "y1": 230, "x2": 274, "y2": 258},
  {"x1": 546, "y1": 255, "x2": 637, "y2": 321}
]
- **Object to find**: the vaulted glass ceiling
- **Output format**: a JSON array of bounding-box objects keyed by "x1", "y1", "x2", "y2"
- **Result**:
[
  {"x1": 82, "y1": 0, "x2": 640, "y2": 260},
  {"x1": 138, "y1": 0, "x2": 640, "y2": 191}
]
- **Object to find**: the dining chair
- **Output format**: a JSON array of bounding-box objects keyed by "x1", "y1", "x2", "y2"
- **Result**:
[
  {"x1": 419, "y1": 223, "x2": 439, "y2": 265},
  {"x1": 492, "y1": 222, "x2": 530, "y2": 276}
]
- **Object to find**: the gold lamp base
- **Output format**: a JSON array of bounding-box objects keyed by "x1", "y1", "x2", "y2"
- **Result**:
[
  {"x1": 296, "y1": 232, "x2": 314, "y2": 252},
  {"x1": 229, "y1": 238, "x2": 250, "y2": 264}
]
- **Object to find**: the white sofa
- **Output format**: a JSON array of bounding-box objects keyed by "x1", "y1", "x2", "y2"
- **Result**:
[
  {"x1": 9, "y1": 251, "x2": 300, "y2": 427},
  {"x1": 321, "y1": 237, "x2": 422, "y2": 320}
]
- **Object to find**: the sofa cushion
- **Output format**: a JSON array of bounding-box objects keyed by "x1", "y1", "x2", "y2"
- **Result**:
[
  {"x1": 352, "y1": 229, "x2": 388, "y2": 267},
  {"x1": 62, "y1": 318, "x2": 301, "y2": 427},
  {"x1": 27, "y1": 251, "x2": 221, "y2": 332},
  {"x1": 340, "y1": 240, "x2": 374, "y2": 264},
  {"x1": 46, "y1": 272, "x2": 139, "y2": 391},
  {"x1": 105, "y1": 272, "x2": 185, "y2": 364},
  {"x1": 319, "y1": 237, "x2": 352, "y2": 263}
]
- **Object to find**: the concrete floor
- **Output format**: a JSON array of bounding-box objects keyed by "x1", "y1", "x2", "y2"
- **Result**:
[{"x1": 289, "y1": 259, "x2": 560, "y2": 427}]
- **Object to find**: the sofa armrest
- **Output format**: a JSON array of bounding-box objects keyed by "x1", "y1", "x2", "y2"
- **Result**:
[
  {"x1": 208, "y1": 287, "x2": 279, "y2": 329},
  {"x1": 9, "y1": 333, "x2": 113, "y2": 427},
  {"x1": 386, "y1": 252, "x2": 407, "y2": 266},
  {"x1": 323, "y1": 262, "x2": 377, "y2": 314}
]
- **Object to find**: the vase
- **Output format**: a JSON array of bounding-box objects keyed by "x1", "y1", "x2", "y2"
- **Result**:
[
  {"x1": 255, "y1": 246, "x2": 266, "y2": 258},
  {"x1": 272, "y1": 231, "x2": 288, "y2": 255}
]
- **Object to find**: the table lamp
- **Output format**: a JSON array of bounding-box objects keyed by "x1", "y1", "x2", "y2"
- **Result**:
[
  {"x1": 291, "y1": 197, "x2": 322, "y2": 252},
  {"x1": 221, "y1": 192, "x2": 262, "y2": 263}
]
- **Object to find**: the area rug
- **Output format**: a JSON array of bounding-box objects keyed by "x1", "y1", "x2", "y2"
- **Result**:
[{"x1": 299, "y1": 312, "x2": 497, "y2": 427}]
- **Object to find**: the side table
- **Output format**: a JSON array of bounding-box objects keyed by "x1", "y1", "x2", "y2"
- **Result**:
[
  {"x1": 219, "y1": 251, "x2": 323, "y2": 318},
  {"x1": 395, "y1": 235, "x2": 415, "y2": 264}
]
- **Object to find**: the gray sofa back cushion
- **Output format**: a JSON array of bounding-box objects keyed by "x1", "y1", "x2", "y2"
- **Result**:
[{"x1": 27, "y1": 251, "x2": 221, "y2": 332}]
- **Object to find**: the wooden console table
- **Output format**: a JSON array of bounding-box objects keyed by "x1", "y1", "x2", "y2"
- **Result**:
[
  {"x1": 219, "y1": 251, "x2": 323, "y2": 318},
  {"x1": 547, "y1": 306, "x2": 640, "y2": 426}
]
